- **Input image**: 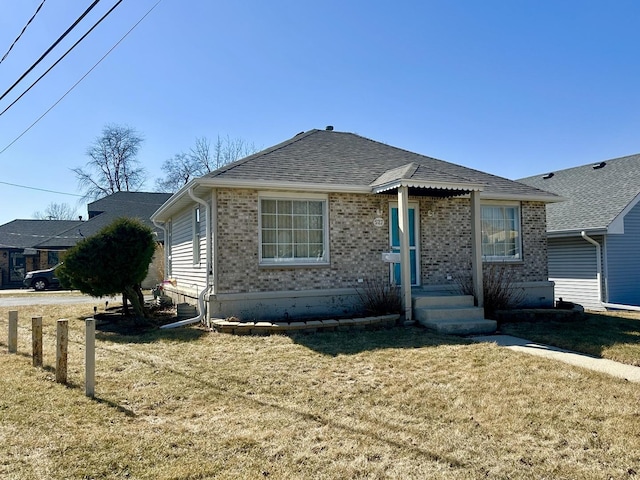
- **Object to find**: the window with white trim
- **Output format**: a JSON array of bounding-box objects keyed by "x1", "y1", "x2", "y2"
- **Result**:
[
  {"x1": 481, "y1": 204, "x2": 522, "y2": 261},
  {"x1": 259, "y1": 194, "x2": 328, "y2": 265}
]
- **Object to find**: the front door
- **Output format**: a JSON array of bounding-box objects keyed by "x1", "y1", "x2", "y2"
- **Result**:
[
  {"x1": 9, "y1": 251, "x2": 26, "y2": 284},
  {"x1": 390, "y1": 203, "x2": 419, "y2": 286}
]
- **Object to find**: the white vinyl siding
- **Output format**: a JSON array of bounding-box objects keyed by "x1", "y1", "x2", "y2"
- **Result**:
[
  {"x1": 168, "y1": 206, "x2": 207, "y2": 288},
  {"x1": 548, "y1": 236, "x2": 603, "y2": 311},
  {"x1": 606, "y1": 201, "x2": 640, "y2": 306},
  {"x1": 259, "y1": 193, "x2": 329, "y2": 265},
  {"x1": 481, "y1": 203, "x2": 522, "y2": 261}
]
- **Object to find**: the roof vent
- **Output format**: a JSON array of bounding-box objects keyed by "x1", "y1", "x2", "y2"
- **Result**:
[
  {"x1": 294, "y1": 131, "x2": 304, "y2": 136},
  {"x1": 542, "y1": 172, "x2": 554, "y2": 179},
  {"x1": 592, "y1": 161, "x2": 606, "y2": 169},
  {"x1": 325, "y1": 125, "x2": 334, "y2": 131}
]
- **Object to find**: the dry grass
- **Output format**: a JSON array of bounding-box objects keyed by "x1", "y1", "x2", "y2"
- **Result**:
[
  {"x1": 1, "y1": 303, "x2": 640, "y2": 479},
  {"x1": 501, "y1": 310, "x2": 640, "y2": 366}
]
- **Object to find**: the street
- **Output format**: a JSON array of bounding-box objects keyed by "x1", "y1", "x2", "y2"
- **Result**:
[{"x1": 0, "y1": 290, "x2": 121, "y2": 307}]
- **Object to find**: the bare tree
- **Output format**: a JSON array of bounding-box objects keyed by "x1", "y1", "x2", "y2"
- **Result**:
[
  {"x1": 73, "y1": 124, "x2": 145, "y2": 201},
  {"x1": 155, "y1": 135, "x2": 258, "y2": 193},
  {"x1": 33, "y1": 202, "x2": 79, "y2": 220},
  {"x1": 154, "y1": 153, "x2": 193, "y2": 193}
]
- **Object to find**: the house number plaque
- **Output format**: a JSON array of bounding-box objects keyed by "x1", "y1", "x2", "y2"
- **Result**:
[{"x1": 373, "y1": 217, "x2": 384, "y2": 227}]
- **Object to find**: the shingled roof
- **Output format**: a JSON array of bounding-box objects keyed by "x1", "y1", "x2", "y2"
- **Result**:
[
  {"x1": 153, "y1": 129, "x2": 561, "y2": 221},
  {"x1": 203, "y1": 129, "x2": 557, "y2": 199},
  {"x1": 0, "y1": 219, "x2": 83, "y2": 249},
  {"x1": 518, "y1": 153, "x2": 640, "y2": 234}
]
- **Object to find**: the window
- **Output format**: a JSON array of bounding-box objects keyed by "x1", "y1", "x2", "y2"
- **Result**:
[
  {"x1": 193, "y1": 207, "x2": 201, "y2": 264},
  {"x1": 481, "y1": 204, "x2": 521, "y2": 261},
  {"x1": 47, "y1": 251, "x2": 60, "y2": 267},
  {"x1": 259, "y1": 194, "x2": 328, "y2": 265}
]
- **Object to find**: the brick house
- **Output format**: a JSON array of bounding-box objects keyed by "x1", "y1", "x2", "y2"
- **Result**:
[{"x1": 151, "y1": 128, "x2": 560, "y2": 329}]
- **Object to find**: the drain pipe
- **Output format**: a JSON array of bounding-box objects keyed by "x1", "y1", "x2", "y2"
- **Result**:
[
  {"x1": 581, "y1": 231, "x2": 602, "y2": 305},
  {"x1": 161, "y1": 187, "x2": 212, "y2": 329}
]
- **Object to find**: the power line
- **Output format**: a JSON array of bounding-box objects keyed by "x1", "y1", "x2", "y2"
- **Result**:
[
  {"x1": 0, "y1": 0, "x2": 162, "y2": 155},
  {"x1": 0, "y1": 0, "x2": 125, "y2": 118},
  {"x1": 0, "y1": 180, "x2": 83, "y2": 197},
  {"x1": 0, "y1": 0, "x2": 48, "y2": 65},
  {"x1": 0, "y1": 0, "x2": 101, "y2": 104}
]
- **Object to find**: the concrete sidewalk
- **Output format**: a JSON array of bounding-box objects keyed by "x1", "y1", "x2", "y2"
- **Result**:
[{"x1": 473, "y1": 335, "x2": 640, "y2": 383}]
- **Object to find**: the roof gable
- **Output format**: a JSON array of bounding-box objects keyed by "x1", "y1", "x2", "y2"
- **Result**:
[{"x1": 518, "y1": 154, "x2": 640, "y2": 233}]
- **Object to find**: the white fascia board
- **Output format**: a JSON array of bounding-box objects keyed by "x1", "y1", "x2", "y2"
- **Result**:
[
  {"x1": 478, "y1": 192, "x2": 565, "y2": 203},
  {"x1": 151, "y1": 178, "x2": 202, "y2": 222},
  {"x1": 547, "y1": 228, "x2": 608, "y2": 238}
]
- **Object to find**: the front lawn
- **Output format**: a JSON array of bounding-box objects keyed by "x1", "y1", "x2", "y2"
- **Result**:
[
  {"x1": 1, "y1": 303, "x2": 639, "y2": 479},
  {"x1": 501, "y1": 310, "x2": 640, "y2": 366}
]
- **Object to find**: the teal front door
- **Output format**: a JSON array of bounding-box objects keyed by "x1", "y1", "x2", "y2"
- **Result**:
[{"x1": 390, "y1": 204, "x2": 419, "y2": 286}]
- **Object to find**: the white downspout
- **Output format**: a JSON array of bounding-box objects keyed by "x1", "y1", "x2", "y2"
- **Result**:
[
  {"x1": 161, "y1": 187, "x2": 212, "y2": 329},
  {"x1": 581, "y1": 231, "x2": 602, "y2": 306}
]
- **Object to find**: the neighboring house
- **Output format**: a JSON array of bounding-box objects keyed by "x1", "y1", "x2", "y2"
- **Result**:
[
  {"x1": 0, "y1": 219, "x2": 83, "y2": 288},
  {"x1": 152, "y1": 127, "x2": 560, "y2": 325},
  {"x1": 0, "y1": 191, "x2": 172, "y2": 289},
  {"x1": 519, "y1": 154, "x2": 640, "y2": 311}
]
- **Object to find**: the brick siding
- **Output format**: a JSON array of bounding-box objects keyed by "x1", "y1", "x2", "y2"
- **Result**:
[{"x1": 215, "y1": 188, "x2": 549, "y2": 293}]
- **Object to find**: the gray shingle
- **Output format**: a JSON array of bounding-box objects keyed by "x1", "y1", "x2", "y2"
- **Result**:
[
  {"x1": 0, "y1": 220, "x2": 83, "y2": 249},
  {"x1": 205, "y1": 129, "x2": 554, "y2": 199},
  {"x1": 518, "y1": 154, "x2": 640, "y2": 232}
]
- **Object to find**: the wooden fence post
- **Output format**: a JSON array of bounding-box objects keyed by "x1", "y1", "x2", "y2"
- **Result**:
[
  {"x1": 85, "y1": 318, "x2": 95, "y2": 398},
  {"x1": 32, "y1": 316, "x2": 43, "y2": 367},
  {"x1": 56, "y1": 319, "x2": 68, "y2": 384},
  {"x1": 8, "y1": 310, "x2": 18, "y2": 353}
]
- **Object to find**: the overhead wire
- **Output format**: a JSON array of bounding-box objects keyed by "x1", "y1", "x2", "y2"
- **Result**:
[
  {"x1": 0, "y1": 0, "x2": 48, "y2": 65},
  {"x1": 0, "y1": 0, "x2": 101, "y2": 104},
  {"x1": 0, "y1": 0, "x2": 162, "y2": 155},
  {"x1": 0, "y1": 0, "x2": 125, "y2": 118},
  {"x1": 0, "y1": 180, "x2": 83, "y2": 196}
]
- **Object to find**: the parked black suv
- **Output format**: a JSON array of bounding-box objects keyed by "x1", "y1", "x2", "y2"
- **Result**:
[{"x1": 23, "y1": 263, "x2": 62, "y2": 291}]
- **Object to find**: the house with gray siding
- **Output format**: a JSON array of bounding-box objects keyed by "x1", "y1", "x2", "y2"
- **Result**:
[
  {"x1": 152, "y1": 128, "x2": 559, "y2": 330},
  {"x1": 519, "y1": 154, "x2": 640, "y2": 311}
]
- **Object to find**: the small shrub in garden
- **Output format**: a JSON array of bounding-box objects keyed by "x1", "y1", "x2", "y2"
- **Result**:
[
  {"x1": 357, "y1": 278, "x2": 402, "y2": 316},
  {"x1": 455, "y1": 262, "x2": 524, "y2": 318}
]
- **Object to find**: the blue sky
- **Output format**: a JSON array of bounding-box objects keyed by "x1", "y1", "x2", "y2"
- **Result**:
[{"x1": 0, "y1": 0, "x2": 639, "y2": 225}]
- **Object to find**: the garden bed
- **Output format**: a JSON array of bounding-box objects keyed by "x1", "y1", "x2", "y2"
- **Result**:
[{"x1": 211, "y1": 314, "x2": 401, "y2": 335}]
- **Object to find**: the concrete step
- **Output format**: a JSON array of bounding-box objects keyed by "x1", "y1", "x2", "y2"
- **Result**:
[
  {"x1": 412, "y1": 294, "x2": 474, "y2": 309},
  {"x1": 420, "y1": 318, "x2": 497, "y2": 335},
  {"x1": 414, "y1": 306, "x2": 485, "y2": 323}
]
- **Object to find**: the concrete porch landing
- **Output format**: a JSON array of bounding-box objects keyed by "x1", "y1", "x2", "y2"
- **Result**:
[{"x1": 413, "y1": 293, "x2": 496, "y2": 335}]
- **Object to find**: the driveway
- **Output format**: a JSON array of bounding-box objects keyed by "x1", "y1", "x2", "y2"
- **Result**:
[{"x1": 0, "y1": 290, "x2": 122, "y2": 307}]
